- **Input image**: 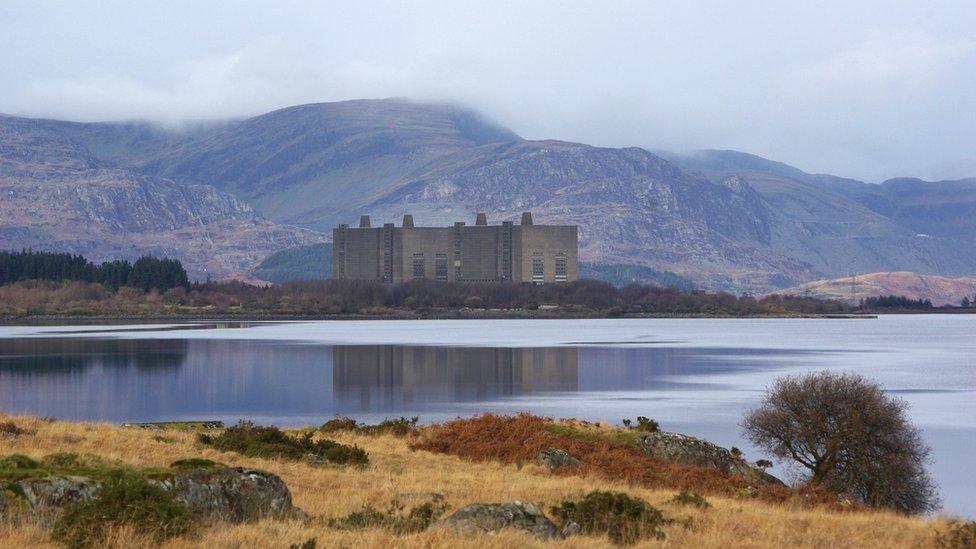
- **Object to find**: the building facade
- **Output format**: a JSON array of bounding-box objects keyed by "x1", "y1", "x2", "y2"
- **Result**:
[{"x1": 332, "y1": 212, "x2": 578, "y2": 284}]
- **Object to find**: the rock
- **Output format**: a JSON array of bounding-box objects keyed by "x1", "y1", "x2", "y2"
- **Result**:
[
  {"x1": 16, "y1": 476, "x2": 101, "y2": 519},
  {"x1": 536, "y1": 448, "x2": 582, "y2": 471},
  {"x1": 434, "y1": 501, "x2": 563, "y2": 540},
  {"x1": 561, "y1": 520, "x2": 582, "y2": 537},
  {"x1": 635, "y1": 431, "x2": 784, "y2": 485},
  {"x1": 161, "y1": 466, "x2": 307, "y2": 522}
]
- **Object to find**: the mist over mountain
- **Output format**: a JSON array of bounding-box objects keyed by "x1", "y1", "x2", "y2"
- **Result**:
[{"x1": 2, "y1": 98, "x2": 974, "y2": 290}]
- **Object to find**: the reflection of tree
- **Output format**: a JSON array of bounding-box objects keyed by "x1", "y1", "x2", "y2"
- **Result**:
[
  {"x1": 332, "y1": 346, "x2": 579, "y2": 411},
  {"x1": 0, "y1": 338, "x2": 188, "y2": 376}
]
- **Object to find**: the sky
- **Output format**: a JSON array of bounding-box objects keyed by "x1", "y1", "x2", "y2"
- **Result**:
[{"x1": 1, "y1": 0, "x2": 974, "y2": 182}]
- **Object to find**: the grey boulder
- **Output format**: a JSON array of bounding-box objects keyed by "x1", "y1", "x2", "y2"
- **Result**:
[
  {"x1": 635, "y1": 431, "x2": 783, "y2": 485},
  {"x1": 161, "y1": 466, "x2": 307, "y2": 522},
  {"x1": 434, "y1": 501, "x2": 564, "y2": 540},
  {"x1": 536, "y1": 448, "x2": 582, "y2": 471}
]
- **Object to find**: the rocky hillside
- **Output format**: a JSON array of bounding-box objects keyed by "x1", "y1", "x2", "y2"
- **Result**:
[
  {"x1": 773, "y1": 271, "x2": 976, "y2": 306},
  {"x1": 0, "y1": 114, "x2": 322, "y2": 280},
  {"x1": 3, "y1": 100, "x2": 975, "y2": 291}
]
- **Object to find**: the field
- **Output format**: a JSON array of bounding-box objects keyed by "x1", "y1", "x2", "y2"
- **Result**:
[{"x1": 0, "y1": 413, "x2": 959, "y2": 548}]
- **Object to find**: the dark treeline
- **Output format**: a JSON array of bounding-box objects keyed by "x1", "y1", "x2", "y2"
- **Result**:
[
  {"x1": 179, "y1": 278, "x2": 850, "y2": 316},
  {"x1": 0, "y1": 250, "x2": 188, "y2": 292},
  {"x1": 859, "y1": 295, "x2": 933, "y2": 310}
]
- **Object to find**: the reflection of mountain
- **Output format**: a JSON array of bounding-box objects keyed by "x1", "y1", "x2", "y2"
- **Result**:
[
  {"x1": 332, "y1": 346, "x2": 579, "y2": 411},
  {"x1": 0, "y1": 338, "x2": 188, "y2": 376},
  {"x1": 576, "y1": 347, "x2": 804, "y2": 391}
]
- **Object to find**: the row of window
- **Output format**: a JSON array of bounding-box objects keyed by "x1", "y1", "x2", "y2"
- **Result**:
[{"x1": 411, "y1": 251, "x2": 567, "y2": 282}]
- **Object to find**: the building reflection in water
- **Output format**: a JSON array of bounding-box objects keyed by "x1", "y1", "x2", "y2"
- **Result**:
[{"x1": 332, "y1": 345, "x2": 579, "y2": 412}]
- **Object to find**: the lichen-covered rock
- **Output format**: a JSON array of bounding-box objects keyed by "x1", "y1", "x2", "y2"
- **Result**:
[
  {"x1": 161, "y1": 466, "x2": 307, "y2": 522},
  {"x1": 16, "y1": 476, "x2": 101, "y2": 519},
  {"x1": 434, "y1": 501, "x2": 563, "y2": 540},
  {"x1": 536, "y1": 448, "x2": 582, "y2": 471},
  {"x1": 635, "y1": 432, "x2": 783, "y2": 485}
]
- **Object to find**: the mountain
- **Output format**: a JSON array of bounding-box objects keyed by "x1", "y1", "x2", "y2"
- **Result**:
[
  {"x1": 251, "y1": 243, "x2": 333, "y2": 284},
  {"x1": 133, "y1": 100, "x2": 521, "y2": 229},
  {"x1": 663, "y1": 150, "x2": 976, "y2": 283},
  {"x1": 773, "y1": 272, "x2": 976, "y2": 306},
  {"x1": 3, "y1": 99, "x2": 975, "y2": 291},
  {"x1": 0, "y1": 114, "x2": 322, "y2": 280}
]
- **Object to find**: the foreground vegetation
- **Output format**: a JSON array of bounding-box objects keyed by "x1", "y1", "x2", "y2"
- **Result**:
[
  {"x1": 0, "y1": 413, "x2": 967, "y2": 548},
  {"x1": 0, "y1": 277, "x2": 852, "y2": 318}
]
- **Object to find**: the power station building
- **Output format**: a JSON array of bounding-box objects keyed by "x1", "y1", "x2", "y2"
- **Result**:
[{"x1": 332, "y1": 212, "x2": 578, "y2": 284}]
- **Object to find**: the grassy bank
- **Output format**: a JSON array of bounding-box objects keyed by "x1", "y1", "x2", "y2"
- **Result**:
[{"x1": 0, "y1": 414, "x2": 960, "y2": 548}]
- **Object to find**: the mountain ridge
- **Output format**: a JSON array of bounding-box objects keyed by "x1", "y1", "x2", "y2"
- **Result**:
[{"x1": 2, "y1": 99, "x2": 974, "y2": 290}]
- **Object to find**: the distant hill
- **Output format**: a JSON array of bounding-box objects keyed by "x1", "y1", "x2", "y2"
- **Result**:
[
  {"x1": 0, "y1": 114, "x2": 323, "y2": 280},
  {"x1": 248, "y1": 242, "x2": 692, "y2": 290},
  {"x1": 3, "y1": 99, "x2": 976, "y2": 291},
  {"x1": 251, "y1": 243, "x2": 332, "y2": 283},
  {"x1": 772, "y1": 272, "x2": 976, "y2": 306},
  {"x1": 579, "y1": 263, "x2": 695, "y2": 290}
]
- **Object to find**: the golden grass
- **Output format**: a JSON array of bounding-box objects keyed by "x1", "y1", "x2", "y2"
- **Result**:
[{"x1": 0, "y1": 414, "x2": 957, "y2": 548}]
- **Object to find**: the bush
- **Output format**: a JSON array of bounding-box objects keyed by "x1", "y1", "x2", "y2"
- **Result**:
[
  {"x1": 201, "y1": 421, "x2": 368, "y2": 466},
  {"x1": 550, "y1": 491, "x2": 671, "y2": 545},
  {"x1": 0, "y1": 421, "x2": 30, "y2": 436},
  {"x1": 935, "y1": 520, "x2": 976, "y2": 548},
  {"x1": 623, "y1": 416, "x2": 659, "y2": 433},
  {"x1": 319, "y1": 416, "x2": 419, "y2": 437},
  {"x1": 668, "y1": 491, "x2": 710, "y2": 509},
  {"x1": 51, "y1": 472, "x2": 195, "y2": 548},
  {"x1": 755, "y1": 459, "x2": 773, "y2": 470},
  {"x1": 327, "y1": 497, "x2": 448, "y2": 534},
  {"x1": 743, "y1": 371, "x2": 939, "y2": 514}
]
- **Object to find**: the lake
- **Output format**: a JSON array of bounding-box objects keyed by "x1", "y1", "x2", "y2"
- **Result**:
[{"x1": 0, "y1": 316, "x2": 972, "y2": 516}]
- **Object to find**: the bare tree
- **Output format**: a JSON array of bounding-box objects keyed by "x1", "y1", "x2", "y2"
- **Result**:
[{"x1": 742, "y1": 371, "x2": 939, "y2": 514}]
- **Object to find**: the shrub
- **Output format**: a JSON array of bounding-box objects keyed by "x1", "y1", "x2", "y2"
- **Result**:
[
  {"x1": 0, "y1": 421, "x2": 30, "y2": 436},
  {"x1": 743, "y1": 371, "x2": 939, "y2": 514},
  {"x1": 935, "y1": 520, "x2": 976, "y2": 548},
  {"x1": 327, "y1": 497, "x2": 448, "y2": 534},
  {"x1": 621, "y1": 417, "x2": 659, "y2": 433},
  {"x1": 320, "y1": 416, "x2": 419, "y2": 437},
  {"x1": 755, "y1": 459, "x2": 773, "y2": 470},
  {"x1": 290, "y1": 538, "x2": 317, "y2": 549},
  {"x1": 51, "y1": 472, "x2": 195, "y2": 548},
  {"x1": 635, "y1": 417, "x2": 659, "y2": 433},
  {"x1": 550, "y1": 491, "x2": 670, "y2": 545},
  {"x1": 668, "y1": 490, "x2": 711, "y2": 509},
  {"x1": 201, "y1": 421, "x2": 368, "y2": 466},
  {"x1": 0, "y1": 454, "x2": 41, "y2": 471},
  {"x1": 169, "y1": 458, "x2": 219, "y2": 470}
]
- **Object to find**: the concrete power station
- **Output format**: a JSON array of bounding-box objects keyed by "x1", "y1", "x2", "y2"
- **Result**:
[{"x1": 332, "y1": 212, "x2": 578, "y2": 284}]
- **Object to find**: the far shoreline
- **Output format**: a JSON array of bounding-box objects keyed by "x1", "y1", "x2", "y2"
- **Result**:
[{"x1": 0, "y1": 311, "x2": 886, "y2": 326}]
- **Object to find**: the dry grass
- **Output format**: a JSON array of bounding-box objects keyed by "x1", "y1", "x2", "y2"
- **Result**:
[{"x1": 0, "y1": 414, "x2": 958, "y2": 548}]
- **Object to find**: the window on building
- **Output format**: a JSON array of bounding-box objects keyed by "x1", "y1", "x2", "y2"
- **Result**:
[
  {"x1": 435, "y1": 253, "x2": 448, "y2": 281},
  {"x1": 555, "y1": 252, "x2": 568, "y2": 282},
  {"x1": 412, "y1": 253, "x2": 425, "y2": 278},
  {"x1": 532, "y1": 251, "x2": 545, "y2": 283}
]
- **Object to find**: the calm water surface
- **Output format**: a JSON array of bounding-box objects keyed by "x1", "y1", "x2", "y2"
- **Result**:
[{"x1": 0, "y1": 316, "x2": 972, "y2": 516}]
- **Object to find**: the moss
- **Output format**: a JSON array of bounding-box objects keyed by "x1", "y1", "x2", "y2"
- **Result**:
[
  {"x1": 169, "y1": 458, "x2": 219, "y2": 470},
  {"x1": 0, "y1": 454, "x2": 42, "y2": 471},
  {"x1": 551, "y1": 491, "x2": 671, "y2": 545},
  {"x1": 668, "y1": 490, "x2": 711, "y2": 509},
  {"x1": 543, "y1": 422, "x2": 641, "y2": 447},
  {"x1": 201, "y1": 421, "x2": 368, "y2": 466},
  {"x1": 320, "y1": 416, "x2": 419, "y2": 437},
  {"x1": 327, "y1": 497, "x2": 448, "y2": 534},
  {"x1": 543, "y1": 423, "x2": 603, "y2": 443},
  {"x1": 51, "y1": 471, "x2": 196, "y2": 548}
]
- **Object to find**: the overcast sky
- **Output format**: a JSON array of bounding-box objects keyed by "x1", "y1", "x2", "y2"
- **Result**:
[{"x1": 1, "y1": 1, "x2": 974, "y2": 181}]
